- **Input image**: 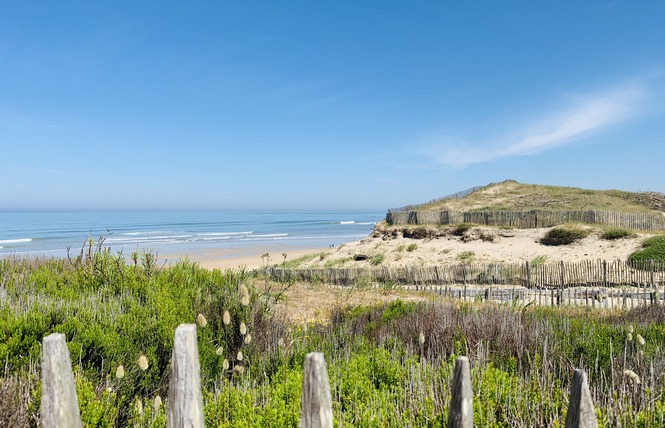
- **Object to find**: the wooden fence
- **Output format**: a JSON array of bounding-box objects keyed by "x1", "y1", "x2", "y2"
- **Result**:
[
  {"x1": 266, "y1": 260, "x2": 665, "y2": 308},
  {"x1": 40, "y1": 328, "x2": 597, "y2": 427},
  {"x1": 385, "y1": 209, "x2": 665, "y2": 232},
  {"x1": 267, "y1": 260, "x2": 665, "y2": 288},
  {"x1": 389, "y1": 184, "x2": 490, "y2": 213}
]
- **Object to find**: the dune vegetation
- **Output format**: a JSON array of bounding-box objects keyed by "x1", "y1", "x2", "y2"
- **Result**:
[{"x1": 2, "y1": 247, "x2": 665, "y2": 427}]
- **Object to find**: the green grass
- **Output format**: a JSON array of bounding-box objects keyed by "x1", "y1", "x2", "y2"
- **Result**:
[
  {"x1": 406, "y1": 243, "x2": 418, "y2": 252},
  {"x1": 277, "y1": 253, "x2": 321, "y2": 268},
  {"x1": 323, "y1": 257, "x2": 351, "y2": 268},
  {"x1": 456, "y1": 251, "x2": 475, "y2": 263},
  {"x1": 370, "y1": 253, "x2": 385, "y2": 266},
  {"x1": 530, "y1": 255, "x2": 548, "y2": 267}
]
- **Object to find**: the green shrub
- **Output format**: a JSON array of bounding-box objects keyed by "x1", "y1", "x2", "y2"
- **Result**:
[
  {"x1": 406, "y1": 243, "x2": 418, "y2": 252},
  {"x1": 600, "y1": 227, "x2": 635, "y2": 240},
  {"x1": 628, "y1": 235, "x2": 665, "y2": 264},
  {"x1": 540, "y1": 225, "x2": 590, "y2": 246}
]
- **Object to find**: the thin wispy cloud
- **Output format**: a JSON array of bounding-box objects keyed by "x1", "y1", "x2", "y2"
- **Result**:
[{"x1": 422, "y1": 80, "x2": 649, "y2": 169}]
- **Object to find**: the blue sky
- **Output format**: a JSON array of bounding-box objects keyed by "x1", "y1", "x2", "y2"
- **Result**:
[{"x1": 1, "y1": 1, "x2": 664, "y2": 211}]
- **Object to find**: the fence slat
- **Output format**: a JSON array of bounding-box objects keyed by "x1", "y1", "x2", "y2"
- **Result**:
[
  {"x1": 299, "y1": 352, "x2": 333, "y2": 428},
  {"x1": 167, "y1": 324, "x2": 204, "y2": 428},
  {"x1": 565, "y1": 369, "x2": 598, "y2": 428},
  {"x1": 447, "y1": 356, "x2": 473, "y2": 428},
  {"x1": 41, "y1": 333, "x2": 82, "y2": 428}
]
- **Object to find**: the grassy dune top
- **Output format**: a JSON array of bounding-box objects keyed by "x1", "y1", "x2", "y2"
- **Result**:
[{"x1": 413, "y1": 180, "x2": 665, "y2": 213}]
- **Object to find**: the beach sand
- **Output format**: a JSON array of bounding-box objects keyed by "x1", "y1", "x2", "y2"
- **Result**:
[{"x1": 160, "y1": 245, "x2": 327, "y2": 271}]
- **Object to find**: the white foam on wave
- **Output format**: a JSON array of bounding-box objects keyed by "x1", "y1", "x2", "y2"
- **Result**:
[
  {"x1": 0, "y1": 238, "x2": 32, "y2": 245},
  {"x1": 106, "y1": 235, "x2": 192, "y2": 243},
  {"x1": 338, "y1": 221, "x2": 376, "y2": 225},
  {"x1": 195, "y1": 231, "x2": 253, "y2": 237}
]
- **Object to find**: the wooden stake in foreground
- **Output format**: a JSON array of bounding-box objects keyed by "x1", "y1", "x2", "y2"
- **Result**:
[
  {"x1": 167, "y1": 324, "x2": 204, "y2": 428},
  {"x1": 565, "y1": 369, "x2": 598, "y2": 428},
  {"x1": 447, "y1": 356, "x2": 473, "y2": 428},
  {"x1": 41, "y1": 333, "x2": 82, "y2": 428},
  {"x1": 299, "y1": 352, "x2": 333, "y2": 428}
]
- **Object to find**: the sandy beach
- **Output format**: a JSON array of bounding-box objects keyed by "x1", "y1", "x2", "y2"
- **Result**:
[{"x1": 160, "y1": 245, "x2": 328, "y2": 271}]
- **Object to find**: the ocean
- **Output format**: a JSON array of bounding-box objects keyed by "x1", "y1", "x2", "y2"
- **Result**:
[{"x1": 0, "y1": 211, "x2": 384, "y2": 258}]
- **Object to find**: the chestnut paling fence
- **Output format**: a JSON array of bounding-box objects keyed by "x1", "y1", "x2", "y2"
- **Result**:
[
  {"x1": 40, "y1": 325, "x2": 598, "y2": 428},
  {"x1": 385, "y1": 209, "x2": 665, "y2": 232},
  {"x1": 266, "y1": 260, "x2": 665, "y2": 308}
]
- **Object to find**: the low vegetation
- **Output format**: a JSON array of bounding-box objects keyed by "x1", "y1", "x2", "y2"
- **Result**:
[
  {"x1": 413, "y1": 180, "x2": 665, "y2": 213},
  {"x1": 451, "y1": 223, "x2": 474, "y2": 236},
  {"x1": 629, "y1": 235, "x2": 665, "y2": 264},
  {"x1": 601, "y1": 227, "x2": 636, "y2": 240},
  {"x1": 540, "y1": 225, "x2": 591, "y2": 246},
  {"x1": 4, "y1": 242, "x2": 665, "y2": 426}
]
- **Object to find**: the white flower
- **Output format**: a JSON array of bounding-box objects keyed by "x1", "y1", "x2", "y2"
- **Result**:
[
  {"x1": 239, "y1": 284, "x2": 250, "y2": 306},
  {"x1": 244, "y1": 333, "x2": 252, "y2": 344},
  {"x1": 627, "y1": 333, "x2": 633, "y2": 342},
  {"x1": 196, "y1": 313, "x2": 207, "y2": 328},
  {"x1": 636, "y1": 334, "x2": 645, "y2": 346},
  {"x1": 222, "y1": 359, "x2": 229, "y2": 370},
  {"x1": 418, "y1": 332, "x2": 425, "y2": 345},
  {"x1": 115, "y1": 365, "x2": 125, "y2": 379},
  {"x1": 239, "y1": 322, "x2": 247, "y2": 335},
  {"x1": 223, "y1": 310, "x2": 231, "y2": 325},
  {"x1": 233, "y1": 365, "x2": 245, "y2": 375},
  {"x1": 135, "y1": 398, "x2": 143, "y2": 415},
  {"x1": 278, "y1": 338, "x2": 285, "y2": 347},
  {"x1": 153, "y1": 395, "x2": 162, "y2": 412},
  {"x1": 627, "y1": 324, "x2": 634, "y2": 334},
  {"x1": 137, "y1": 354, "x2": 149, "y2": 371},
  {"x1": 237, "y1": 350, "x2": 243, "y2": 361},
  {"x1": 624, "y1": 369, "x2": 641, "y2": 384}
]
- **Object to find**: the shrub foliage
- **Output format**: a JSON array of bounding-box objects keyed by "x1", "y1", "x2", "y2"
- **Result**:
[{"x1": 540, "y1": 225, "x2": 590, "y2": 246}]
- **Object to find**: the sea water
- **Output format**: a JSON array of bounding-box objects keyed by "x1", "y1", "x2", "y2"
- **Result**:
[{"x1": 0, "y1": 211, "x2": 384, "y2": 258}]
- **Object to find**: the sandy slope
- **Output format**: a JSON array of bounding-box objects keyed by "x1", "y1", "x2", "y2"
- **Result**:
[{"x1": 294, "y1": 226, "x2": 651, "y2": 268}]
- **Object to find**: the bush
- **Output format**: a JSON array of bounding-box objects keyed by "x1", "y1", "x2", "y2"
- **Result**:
[
  {"x1": 540, "y1": 225, "x2": 590, "y2": 246},
  {"x1": 406, "y1": 243, "x2": 418, "y2": 252},
  {"x1": 600, "y1": 227, "x2": 635, "y2": 240},
  {"x1": 628, "y1": 235, "x2": 665, "y2": 264}
]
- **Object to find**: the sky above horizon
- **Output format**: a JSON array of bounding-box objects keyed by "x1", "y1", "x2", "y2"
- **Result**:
[{"x1": 1, "y1": 1, "x2": 665, "y2": 211}]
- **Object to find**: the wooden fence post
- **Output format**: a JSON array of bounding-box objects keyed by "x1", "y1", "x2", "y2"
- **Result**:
[
  {"x1": 447, "y1": 356, "x2": 473, "y2": 428},
  {"x1": 564, "y1": 369, "x2": 597, "y2": 428},
  {"x1": 41, "y1": 333, "x2": 82, "y2": 428},
  {"x1": 167, "y1": 324, "x2": 204, "y2": 428},
  {"x1": 300, "y1": 352, "x2": 333, "y2": 428}
]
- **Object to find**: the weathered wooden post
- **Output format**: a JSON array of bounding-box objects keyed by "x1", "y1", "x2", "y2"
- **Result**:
[
  {"x1": 564, "y1": 369, "x2": 597, "y2": 428},
  {"x1": 447, "y1": 356, "x2": 473, "y2": 428},
  {"x1": 167, "y1": 324, "x2": 204, "y2": 428},
  {"x1": 299, "y1": 352, "x2": 333, "y2": 428},
  {"x1": 41, "y1": 333, "x2": 82, "y2": 428}
]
